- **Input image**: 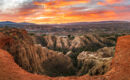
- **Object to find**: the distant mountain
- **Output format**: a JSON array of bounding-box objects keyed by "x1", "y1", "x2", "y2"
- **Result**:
[
  {"x1": 19, "y1": 22, "x2": 35, "y2": 25},
  {"x1": 0, "y1": 21, "x2": 36, "y2": 28},
  {"x1": 0, "y1": 21, "x2": 17, "y2": 24},
  {"x1": 93, "y1": 21, "x2": 129, "y2": 24},
  {"x1": 56, "y1": 21, "x2": 129, "y2": 26},
  {"x1": 0, "y1": 21, "x2": 129, "y2": 26},
  {"x1": 0, "y1": 21, "x2": 35, "y2": 25}
]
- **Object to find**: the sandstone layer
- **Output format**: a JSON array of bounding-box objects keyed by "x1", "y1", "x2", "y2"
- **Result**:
[
  {"x1": 0, "y1": 28, "x2": 75, "y2": 77},
  {"x1": 0, "y1": 28, "x2": 115, "y2": 76},
  {"x1": 0, "y1": 35, "x2": 130, "y2": 80}
]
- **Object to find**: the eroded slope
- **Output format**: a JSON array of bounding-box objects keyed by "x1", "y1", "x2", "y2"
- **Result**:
[
  {"x1": 0, "y1": 28, "x2": 115, "y2": 77},
  {"x1": 0, "y1": 35, "x2": 130, "y2": 80}
]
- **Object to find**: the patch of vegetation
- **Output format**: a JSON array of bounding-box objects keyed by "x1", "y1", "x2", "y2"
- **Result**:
[
  {"x1": 29, "y1": 33, "x2": 35, "y2": 36},
  {"x1": 41, "y1": 34, "x2": 47, "y2": 36},
  {"x1": 68, "y1": 34, "x2": 75, "y2": 40}
]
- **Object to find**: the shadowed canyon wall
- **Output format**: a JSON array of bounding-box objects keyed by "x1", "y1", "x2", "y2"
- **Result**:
[
  {"x1": 0, "y1": 28, "x2": 118, "y2": 77},
  {"x1": 0, "y1": 34, "x2": 130, "y2": 80}
]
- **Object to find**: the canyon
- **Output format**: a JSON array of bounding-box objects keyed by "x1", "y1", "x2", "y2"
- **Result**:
[{"x1": 0, "y1": 28, "x2": 130, "y2": 80}]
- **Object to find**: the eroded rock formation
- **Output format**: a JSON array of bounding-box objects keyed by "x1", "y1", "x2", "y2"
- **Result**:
[
  {"x1": 0, "y1": 35, "x2": 130, "y2": 80},
  {"x1": 77, "y1": 47, "x2": 114, "y2": 76},
  {"x1": 40, "y1": 34, "x2": 115, "y2": 52},
  {"x1": 0, "y1": 28, "x2": 75, "y2": 76},
  {"x1": 0, "y1": 28, "x2": 115, "y2": 77}
]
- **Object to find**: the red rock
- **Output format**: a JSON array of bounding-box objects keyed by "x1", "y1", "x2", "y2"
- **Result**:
[{"x1": 0, "y1": 35, "x2": 130, "y2": 80}]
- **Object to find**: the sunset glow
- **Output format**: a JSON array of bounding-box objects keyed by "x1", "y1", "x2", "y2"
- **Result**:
[{"x1": 0, "y1": 0, "x2": 130, "y2": 24}]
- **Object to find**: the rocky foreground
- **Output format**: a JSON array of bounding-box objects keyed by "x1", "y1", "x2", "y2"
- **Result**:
[
  {"x1": 0, "y1": 35, "x2": 130, "y2": 80},
  {"x1": 0, "y1": 28, "x2": 115, "y2": 76},
  {"x1": 0, "y1": 28, "x2": 130, "y2": 80}
]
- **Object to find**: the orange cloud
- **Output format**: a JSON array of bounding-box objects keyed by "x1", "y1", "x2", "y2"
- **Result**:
[
  {"x1": 114, "y1": 6, "x2": 128, "y2": 10},
  {"x1": 0, "y1": 0, "x2": 130, "y2": 24},
  {"x1": 34, "y1": 0, "x2": 90, "y2": 9},
  {"x1": 24, "y1": 10, "x2": 117, "y2": 24},
  {"x1": 97, "y1": 0, "x2": 123, "y2": 6},
  {"x1": 97, "y1": 2, "x2": 106, "y2": 6},
  {"x1": 34, "y1": 0, "x2": 90, "y2": 5},
  {"x1": 106, "y1": 0, "x2": 123, "y2": 4}
]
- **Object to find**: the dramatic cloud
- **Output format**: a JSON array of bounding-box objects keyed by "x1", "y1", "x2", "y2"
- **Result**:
[
  {"x1": 0, "y1": 0, "x2": 34, "y2": 13},
  {"x1": 106, "y1": 0, "x2": 123, "y2": 4},
  {"x1": 0, "y1": 0, "x2": 130, "y2": 24}
]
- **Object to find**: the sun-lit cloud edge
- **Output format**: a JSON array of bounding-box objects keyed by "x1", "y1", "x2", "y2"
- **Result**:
[{"x1": 0, "y1": 0, "x2": 130, "y2": 24}]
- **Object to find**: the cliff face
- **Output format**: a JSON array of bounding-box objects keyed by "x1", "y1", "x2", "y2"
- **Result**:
[
  {"x1": 77, "y1": 47, "x2": 114, "y2": 76},
  {"x1": 0, "y1": 28, "x2": 116, "y2": 77},
  {"x1": 106, "y1": 36, "x2": 130, "y2": 80},
  {"x1": 0, "y1": 28, "x2": 75, "y2": 77},
  {"x1": 37, "y1": 34, "x2": 115, "y2": 53},
  {"x1": 0, "y1": 35, "x2": 130, "y2": 80},
  {"x1": 32, "y1": 33, "x2": 116, "y2": 75}
]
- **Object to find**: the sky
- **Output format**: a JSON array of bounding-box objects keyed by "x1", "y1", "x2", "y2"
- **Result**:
[{"x1": 0, "y1": 0, "x2": 130, "y2": 24}]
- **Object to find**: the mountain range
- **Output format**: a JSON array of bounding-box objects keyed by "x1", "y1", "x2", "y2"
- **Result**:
[
  {"x1": 0, "y1": 21, "x2": 129, "y2": 26},
  {"x1": 0, "y1": 21, "x2": 35, "y2": 25}
]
